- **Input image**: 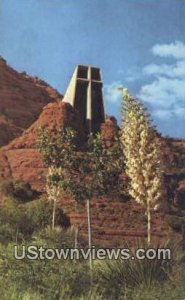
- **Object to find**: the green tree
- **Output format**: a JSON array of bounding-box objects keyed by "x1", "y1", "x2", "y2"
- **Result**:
[
  {"x1": 37, "y1": 127, "x2": 76, "y2": 229},
  {"x1": 66, "y1": 132, "x2": 124, "y2": 273},
  {"x1": 120, "y1": 88, "x2": 164, "y2": 244}
]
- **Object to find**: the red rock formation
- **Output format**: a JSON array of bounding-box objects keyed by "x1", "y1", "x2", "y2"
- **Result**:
[
  {"x1": 101, "y1": 117, "x2": 119, "y2": 147},
  {"x1": 0, "y1": 101, "x2": 85, "y2": 190},
  {"x1": 0, "y1": 57, "x2": 62, "y2": 146},
  {"x1": 0, "y1": 117, "x2": 23, "y2": 146}
]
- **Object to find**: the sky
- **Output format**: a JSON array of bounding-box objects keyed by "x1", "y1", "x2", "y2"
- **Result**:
[{"x1": 0, "y1": 0, "x2": 185, "y2": 138}]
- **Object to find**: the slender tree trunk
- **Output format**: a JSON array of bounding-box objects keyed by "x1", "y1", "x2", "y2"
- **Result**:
[
  {"x1": 15, "y1": 227, "x2": 19, "y2": 243},
  {"x1": 147, "y1": 200, "x2": 151, "y2": 245},
  {"x1": 75, "y1": 226, "x2": 78, "y2": 248},
  {"x1": 87, "y1": 199, "x2": 93, "y2": 283},
  {"x1": 52, "y1": 198, "x2": 56, "y2": 229}
]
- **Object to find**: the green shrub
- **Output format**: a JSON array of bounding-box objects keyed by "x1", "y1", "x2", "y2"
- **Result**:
[
  {"x1": 0, "y1": 243, "x2": 91, "y2": 300},
  {"x1": 94, "y1": 240, "x2": 180, "y2": 299},
  {"x1": 166, "y1": 214, "x2": 185, "y2": 232},
  {"x1": 13, "y1": 180, "x2": 35, "y2": 201},
  {"x1": 1, "y1": 180, "x2": 14, "y2": 196},
  {"x1": 25, "y1": 197, "x2": 70, "y2": 229},
  {"x1": 0, "y1": 200, "x2": 37, "y2": 243},
  {"x1": 0, "y1": 241, "x2": 184, "y2": 300},
  {"x1": 0, "y1": 197, "x2": 70, "y2": 243},
  {"x1": 33, "y1": 226, "x2": 77, "y2": 248},
  {"x1": 1, "y1": 180, "x2": 39, "y2": 202},
  {"x1": 123, "y1": 282, "x2": 185, "y2": 300}
]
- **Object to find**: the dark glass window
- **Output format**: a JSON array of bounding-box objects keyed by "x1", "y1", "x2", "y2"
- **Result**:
[
  {"x1": 91, "y1": 68, "x2": 101, "y2": 81},
  {"x1": 77, "y1": 66, "x2": 88, "y2": 79}
]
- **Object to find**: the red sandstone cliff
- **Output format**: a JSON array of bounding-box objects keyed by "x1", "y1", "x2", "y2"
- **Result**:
[
  {"x1": 0, "y1": 57, "x2": 62, "y2": 147},
  {"x1": 0, "y1": 101, "x2": 85, "y2": 190}
]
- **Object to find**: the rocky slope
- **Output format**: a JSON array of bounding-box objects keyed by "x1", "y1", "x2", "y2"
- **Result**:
[
  {"x1": 0, "y1": 101, "x2": 85, "y2": 190},
  {"x1": 0, "y1": 57, "x2": 62, "y2": 147}
]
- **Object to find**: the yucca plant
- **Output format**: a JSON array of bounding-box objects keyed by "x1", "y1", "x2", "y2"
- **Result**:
[{"x1": 120, "y1": 88, "x2": 164, "y2": 245}]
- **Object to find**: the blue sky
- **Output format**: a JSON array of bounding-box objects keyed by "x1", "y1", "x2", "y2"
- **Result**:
[{"x1": 0, "y1": 0, "x2": 185, "y2": 137}]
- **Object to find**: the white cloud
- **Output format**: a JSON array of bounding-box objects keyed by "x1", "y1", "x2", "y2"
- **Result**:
[
  {"x1": 103, "y1": 81, "x2": 122, "y2": 104},
  {"x1": 143, "y1": 60, "x2": 185, "y2": 78},
  {"x1": 139, "y1": 77, "x2": 185, "y2": 108},
  {"x1": 138, "y1": 75, "x2": 185, "y2": 136},
  {"x1": 153, "y1": 107, "x2": 185, "y2": 119},
  {"x1": 138, "y1": 41, "x2": 185, "y2": 134},
  {"x1": 152, "y1": 41, "x2": 185, "y2": 59}
]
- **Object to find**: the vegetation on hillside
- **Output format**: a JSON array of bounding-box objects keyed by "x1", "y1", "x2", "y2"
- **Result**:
[
  {"x1": 0, "y1": 87, "x2": 185, "y2": 299},
  {"x1": 0, "y1": 191, "x2": 184, "y2": 299}
]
